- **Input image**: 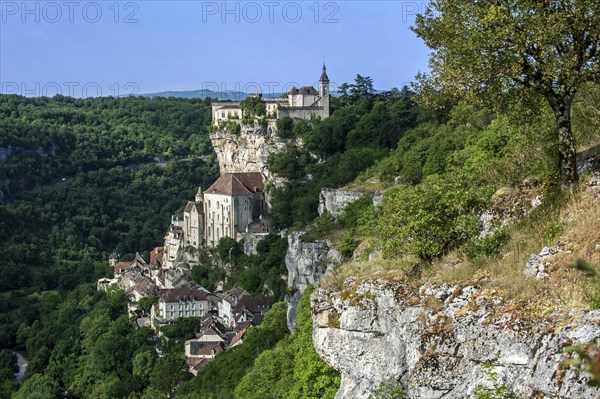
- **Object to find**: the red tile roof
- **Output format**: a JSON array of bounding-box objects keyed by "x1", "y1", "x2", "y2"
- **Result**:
[
  {"x1": 150, "y1": 247, "x2": 164, "y2": 264},
  {"x1": 206, "y1": 173, "x2": 264, "y2": 196},
  {"x1": 114, "y1": 261, "x2": 133, "y2": 274}
]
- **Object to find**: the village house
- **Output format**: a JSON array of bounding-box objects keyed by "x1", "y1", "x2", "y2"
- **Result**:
[
  {"x1": 217, "y1": 287, "x2": 270, "y2": 328},
  {"x1": 151, "y1": 285, "x2": 212, "y2": 328},
  {"x1": 163, "y1": 216, "x2": 185, "y2": 268}
]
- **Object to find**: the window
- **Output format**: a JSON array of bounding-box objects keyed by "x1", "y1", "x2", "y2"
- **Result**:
[{"x1": 221, "y1": 112, "x2": 225, "y2": 118}]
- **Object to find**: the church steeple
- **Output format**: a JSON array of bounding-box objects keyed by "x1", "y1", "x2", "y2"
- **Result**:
[
  {"x1": 195, "y1": 187, "x2": 204, "y2": 202},
  {"x1": 319, "y1": 63, "x2": 330, "y2": 83},
  {"x1": 319, "y1": 63, "x2": 330, "y2": 118}
]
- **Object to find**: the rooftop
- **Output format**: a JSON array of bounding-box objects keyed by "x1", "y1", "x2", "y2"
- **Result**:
[{"x1": 206, "y1": 173, "x2": 265, "y2": 197}]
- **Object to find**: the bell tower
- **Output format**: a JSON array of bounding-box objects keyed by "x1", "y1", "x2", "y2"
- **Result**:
[{"x1": 319, "y1": 63, "x2": 330, "y2": 118}]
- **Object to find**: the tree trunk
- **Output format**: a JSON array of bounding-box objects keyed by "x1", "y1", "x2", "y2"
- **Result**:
[{"x1": 550, "y1": 97, "x2": 578, "y2": 186}]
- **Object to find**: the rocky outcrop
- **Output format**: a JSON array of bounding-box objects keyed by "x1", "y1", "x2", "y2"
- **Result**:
[
  {"x1": 524, "y1": 245, "x2": 567, "y2": 280},
  {"x1": 318, "y1": 189, "x2": 383, "y2": 218},
  {"x1": 285, "y1": 232, "x2": 341, "y2": 331},
  {"x1": 209, "y1": 128, "x2": 288, "y2": 183},
  {"x1": 577, "y1": 144, "x2": 600, "y2": 175},
  {"x1": 478, "y1": 183, "x2": 542, "y2": 237},
  {"x1": 313, "y1": 279, "x2": 600, "y2": 399},
  {"x1": 318, "y1": 189, "x2": 364, "y2": 218}
]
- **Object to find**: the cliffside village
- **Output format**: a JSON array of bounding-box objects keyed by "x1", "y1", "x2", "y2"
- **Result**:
[{"x1": 97, "y1": 65, "x2": 331, "y2": 376}]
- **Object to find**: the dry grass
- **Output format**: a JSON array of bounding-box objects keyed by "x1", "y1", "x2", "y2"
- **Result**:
[
  {"x1": 320, "y1": 175, "x2": 600, "y2": 319},
  {"x1": 319, "y1": 255, "x2": 421, "y2": 291},
  {"x1": 429, "y1": 178, "x2": 600, "y2": 317}
]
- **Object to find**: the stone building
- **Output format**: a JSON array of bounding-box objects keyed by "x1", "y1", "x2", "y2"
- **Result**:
[
  {"x1": 152, "y1": 285, "x2": 211, "y2": 325},
  {"x1": 211, "y1": 64, "x2": 331, "y2": 127},
  {"x1": 203, "y1": 172, "x2": 268, "y2": 248},
  {"x1": 183, "y1": 187, "x2": 205, "y2": 248}
]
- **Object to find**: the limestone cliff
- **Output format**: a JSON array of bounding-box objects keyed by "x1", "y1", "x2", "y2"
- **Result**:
[
  {"x1": 317, "y1": 188, "x2": 383, "y2": 218},
  {"x1": 209, "y1": 127, "x2": 288, "y2": 183},
  {"x1": 284, "y1": 232, "x2": 341, "y2": 331},
  {"x1": 313, "y1": 279, "x2": 600, "y2": 399}
]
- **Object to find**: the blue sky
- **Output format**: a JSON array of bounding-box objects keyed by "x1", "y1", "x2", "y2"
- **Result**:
[{"x1": 0, "y1": 1, "x2": 431, "y2": 97}]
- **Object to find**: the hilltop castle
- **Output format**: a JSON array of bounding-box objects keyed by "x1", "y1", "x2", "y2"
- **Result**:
[{"x1": 211, "y1": 64, "x2": 331, "y2": 130}]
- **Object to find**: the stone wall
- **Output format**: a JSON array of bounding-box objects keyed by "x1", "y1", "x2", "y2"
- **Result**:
[{"x1": 313, "y1": 279, "x2": 600, "y2": 399}]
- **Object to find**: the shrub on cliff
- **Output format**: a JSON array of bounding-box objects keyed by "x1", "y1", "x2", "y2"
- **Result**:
[{"x1": 379, "y1": 174, "x2": 489, "y2": 260}]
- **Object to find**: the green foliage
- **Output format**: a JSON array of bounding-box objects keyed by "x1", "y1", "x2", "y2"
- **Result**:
[
  {"x1": 0, "y1": 349, "x2": 17, "y2": 399},
  {"x1": 543, "y1": 221, "x2": 565, "y2": 243},
  {"x1": 215, "y1": 237, "x2": 241, "y2": 262},
  {"x1": 137, "y1": 295, "x2": 158, "y2": 314},
  {"x1": 233, "y1": 286, "x2": 340, "y2": 399},
  {"x1": 369, "y1": 380, "x2": 407, "y2": 399},
  {"x1": 464, "y1": 228, "x2": 510, "y2": 260},
  {"x1": 13, "y1": 373, "x2": 60, "y2": 399},
  {"x1": 211, "y1": 234, "x2": 289, "y2": 300},
  {"x1": 240, "y1": 96, "x2": 266, "y2": 118},
  {"x1": 412, "y1": 0, "x2": 600, "y2": 185},
  {"x1": 276, "y1": 117, "x2": 294, "y2": 138},
  {"x1": 338, "y1": 194, "x2": 378, "y2": 236},
  {"x1": 191, "y1": 263, "x2": 223, "y2": 292},
  {"x1": 0, "y1": 95, "x2": 214, "y2": 189},
  {"x1": 339, "y1": 231, "x2": 359, "y2": 260},
  {"x1": 149, "y1": 352, "x2": 190, "y2": 396},
  {"x1": 379, "y1": 174, "x2": 489, "y2": 260},
  {"x1": 268, "y1": 81, "x2": 420, "y2": 230},
  {"x1": 161, "y1": 317, "x2": 201, "y2": 340}
]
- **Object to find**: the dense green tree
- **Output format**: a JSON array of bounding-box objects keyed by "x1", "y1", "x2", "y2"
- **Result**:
[
  {"x1": 13, "y1": 373, "x2": 60, "y2": 399},
  {"x1": 137, "y1": 296, "x2": 158, "y2": 314},
  {"x1": 412, "y1": 0, "x2": 600, "y2": 185},
  {"x1": 149, "y1": 352, "x2": 190, "y2": 397}
]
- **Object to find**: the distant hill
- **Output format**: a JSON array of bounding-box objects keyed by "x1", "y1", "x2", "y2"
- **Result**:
[
  {"x1": 139, "y1": 88, "x2": 396, "y2": 100},
  {"x1": 139, "y1": 89, "x2": 285, "y2": 101}
]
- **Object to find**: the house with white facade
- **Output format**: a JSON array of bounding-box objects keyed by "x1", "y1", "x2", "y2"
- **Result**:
[{"x1": 152, "y1": 285, "x2": 211, "y2": 327}]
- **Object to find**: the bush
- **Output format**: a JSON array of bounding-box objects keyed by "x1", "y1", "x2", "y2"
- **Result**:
[
  {"x1": 464, "y1": 228, "x2": 510, "y2": 260},
  {"x1": 276, "y1": 117, "x2": 294, "y2": 138},
  {"x1": 379, "y1": 174, "x2": 489, "y2": 260}
]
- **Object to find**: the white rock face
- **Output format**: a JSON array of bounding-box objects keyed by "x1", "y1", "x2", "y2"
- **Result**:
[
  {"x1": 285, "y1": 231, "x2": 340, "y2": 331},
  {"x1": 209, "y1": 128, "x2": 288, "y2": 183},
  {"x1": 317, "y1": 189, "x2": 383, "y2": 218},
  {"x1": 313, "y1": 279, "x2": 600, "y2": 399},
  {"x1": 318, "y1": 189, "x2": 364, "y2": 218}
]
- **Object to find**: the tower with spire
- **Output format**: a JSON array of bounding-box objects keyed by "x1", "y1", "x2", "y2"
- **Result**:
[{"x1": 319, "y1": 63, "x2": 330, "y2": 118}]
